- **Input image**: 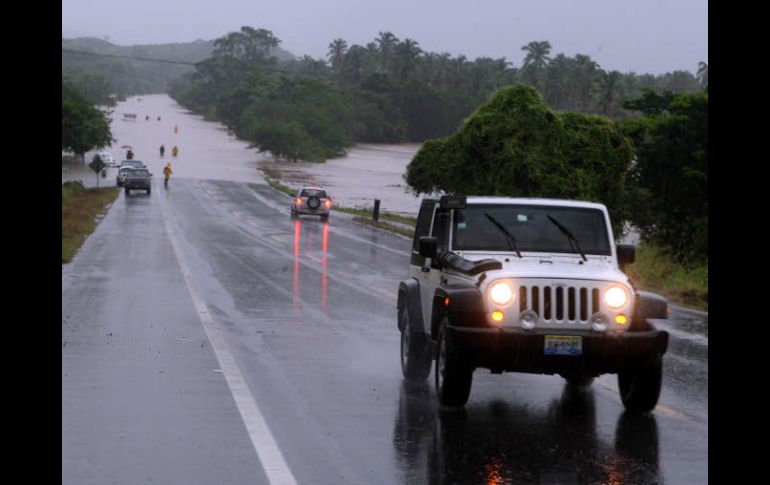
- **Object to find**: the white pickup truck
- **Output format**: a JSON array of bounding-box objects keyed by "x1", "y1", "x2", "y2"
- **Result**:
[{"x1": 397, "y1": 195, "x2": 669, "y2": 412}]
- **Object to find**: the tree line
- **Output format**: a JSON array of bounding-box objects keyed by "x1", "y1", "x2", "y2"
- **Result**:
[{"x1": 169, "y1": 27, "x2": 706, "y2": 162}]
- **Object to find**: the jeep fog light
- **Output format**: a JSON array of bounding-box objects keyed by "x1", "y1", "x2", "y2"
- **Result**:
[
  {"x1": 490, "y1": 282, "x2": 514, "y2": 306},
  {"x1": 615, "y1": 314, "x2": 628, "y2": 325},
  {"x1": 590, "y1": 313, "x2": 609, "y2": 332},
  {"x1": 519, "y1": 310, "x2": 538, "y2": 330},
  {"x1": 604, "y1": 286, "x2": 628, "y2": 309},
  {"x1": 491, "y1": 310, "x2": 505, "y2": 323}
]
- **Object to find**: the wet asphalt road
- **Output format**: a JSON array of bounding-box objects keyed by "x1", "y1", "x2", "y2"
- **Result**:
[{"x1": 62, "y1": 175, "x2": 707, "y2": 484}]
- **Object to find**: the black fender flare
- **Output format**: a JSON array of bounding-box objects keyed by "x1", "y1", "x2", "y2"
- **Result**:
[
  {"x1": 397, "y1": 279, "x2": 424, "y2": 334},
  {"x1": 632, "y1": 290, "x2": 669, "y2": 331},
  {"x1": 430, "y1": 286, "x2": 487, "y2": 340}
]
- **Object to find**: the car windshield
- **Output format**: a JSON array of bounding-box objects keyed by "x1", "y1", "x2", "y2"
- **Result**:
[
  {"x1": 122, "y1": 160, "x2": 143, "y2": 167},
  {"x1": 128, "y1": 170, "x2": 150, "y2": 176},
  {"x1": 300, "y1": 189, "x2": 327, "y2": 198},
  {"x1": 452, "y1": 204, "x2": 611, "y2": 255}
]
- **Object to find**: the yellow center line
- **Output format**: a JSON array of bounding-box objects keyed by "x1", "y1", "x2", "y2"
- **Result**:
[{"x1": 594, "y1": 377, "x2": 692, "y2": 421}]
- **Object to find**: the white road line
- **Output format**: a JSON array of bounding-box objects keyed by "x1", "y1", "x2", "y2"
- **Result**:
[{"x1": 161, "y1": 199, "x2": 297, "y2": 485}]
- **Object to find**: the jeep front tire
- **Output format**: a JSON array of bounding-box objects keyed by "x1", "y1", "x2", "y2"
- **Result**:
[
  {"x1": 399, "y1": 306, "x2": 431, "y2": 382},
  {"x1": 618, "y1": 355, "x2": 663, "y2": 413},
  {"x1": 435, "y1": 318, "x2": 472, "y2": 407}
]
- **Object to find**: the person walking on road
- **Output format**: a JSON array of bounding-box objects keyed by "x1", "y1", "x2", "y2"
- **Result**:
[
  {"x1": 172, "y1": 146, "x2": 179, "y2": 158},
  {"x1": 126, "y1": 149, "x2": 134, "y2": 160},
  {"x1": 160, "y1": 145, "x2": 165, "y2": 157},
  {"x1": 163, "y1": 162, "x2": 173, "y2": 189}
]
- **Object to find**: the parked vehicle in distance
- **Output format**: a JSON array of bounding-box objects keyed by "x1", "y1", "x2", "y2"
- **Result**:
[
  {"x1": 116, "y1": 166, "x2": 132, "y2": 187},
  {"x1": 124, "y1": 168, "x2": 152, "y2": 195},
  {"x1": 291, "y1": 187, "x2": 332, "y2": 221},
  {"x1": 98, "y1": 152, "x2": 117, "y2": 167},
  {"x1": 397, "y1": 195, "x2": 669, "y2": 412}
]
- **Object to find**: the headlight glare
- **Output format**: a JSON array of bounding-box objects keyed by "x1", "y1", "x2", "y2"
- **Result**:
[
  {"x1": 489, "y1": 282, "x2": 514, "y2": 306},
  {"x1": 604, "y1": 286, "x2": 628, "y2": 309}
]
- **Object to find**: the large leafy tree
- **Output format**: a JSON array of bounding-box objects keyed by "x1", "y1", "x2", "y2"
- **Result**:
[
  {"x1": 405, "y1": 84, "x2": 634, "y2": 234},
  {"x1": 62, "y1": 79, "x2": 112, "y2": 162},
  {"x1": 621, "y1": 90, "x2": 708, "y2": 263}
]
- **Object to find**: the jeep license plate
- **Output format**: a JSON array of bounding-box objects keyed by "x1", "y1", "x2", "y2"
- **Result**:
[{"x1": 544, "y1": 336, "x2": 582, "y2": 356}]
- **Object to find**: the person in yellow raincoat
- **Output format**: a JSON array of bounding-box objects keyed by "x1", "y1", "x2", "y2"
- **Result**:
[
  {"x1": 172, "y1": 146, "x2": 179, "y2": 158},
  {"x1": 163, "y1": 162, "x2": 173, "y2": 189}
]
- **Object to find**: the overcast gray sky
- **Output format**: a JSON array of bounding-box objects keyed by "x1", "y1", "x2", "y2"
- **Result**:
[{"x1": 62, "y1": 0, "x2": 707, "y2": 75}]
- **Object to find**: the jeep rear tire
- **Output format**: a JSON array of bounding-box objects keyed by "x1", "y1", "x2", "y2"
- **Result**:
[
  {"x1": 400, "y1": 307, "x2": 431, "y2": 382},
  {"x1": 618, "y1": 355, "x2": 663, "y2": 413},
  {"x1": 435, "y1": 319, "x2": 472, "y2": 407}
]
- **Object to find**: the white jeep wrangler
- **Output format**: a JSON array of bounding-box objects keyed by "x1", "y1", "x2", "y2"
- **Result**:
[{"x1": 397, "y1": 196, "x2": 669, "y2": 412}]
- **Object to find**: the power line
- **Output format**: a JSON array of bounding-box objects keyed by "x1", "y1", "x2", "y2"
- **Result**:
[{"x1": 61, "y1": 48, "x2": 199, "y2": 66}]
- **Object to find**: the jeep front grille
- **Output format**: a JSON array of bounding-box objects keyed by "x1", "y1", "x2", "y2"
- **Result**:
[{"x1": 518, "y1": 284, "x2": 601, "y2": 323}]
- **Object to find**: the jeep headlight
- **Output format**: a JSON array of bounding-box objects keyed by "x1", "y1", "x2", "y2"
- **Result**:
[
  {"x1": 489, "y1": 282, "x2": 514, "y2": 306},
  {"x1": 604, "y1": 286, "x2": 628, "y2": 309}
]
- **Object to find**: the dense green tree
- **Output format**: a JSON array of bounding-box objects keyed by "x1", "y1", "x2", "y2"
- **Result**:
[
  {"x1": 62, "y1": 79, "x2": 113, "y2": 162},
  {"x1": 621, "y1": 90, "x2": 708, "y2": 263},
  {"x1": 405, "y1": 85, "x2": 634, "y2": 234}
]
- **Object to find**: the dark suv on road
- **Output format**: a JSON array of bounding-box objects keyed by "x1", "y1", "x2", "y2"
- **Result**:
[{"x1": 124, "y1": 168, "x2": 152, "y2": 195}]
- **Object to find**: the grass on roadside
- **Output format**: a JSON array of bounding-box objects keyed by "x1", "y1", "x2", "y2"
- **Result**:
[
  {"x1": 624, "y1": 244, "x2": 708, "y2": 311},
  {"x1": 352, "y1": 217, "x2": 415, "y2": 238},
  {"x1": 62, "y1": 180, "x2": 119, "y2": 263},
  {"x1": 334, "y1": 206, "x2": 417, "y2": 226},
  {"x1": 264, "y1": 176, "x2": 297, "y2": 197}
]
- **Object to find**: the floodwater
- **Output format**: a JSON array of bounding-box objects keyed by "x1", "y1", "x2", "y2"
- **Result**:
[
  {"x1": 64, "y1": 94, "x2": 424, "y2": 216},
  {"x1": 259, "y1": 144, "x2": 423, "y2": 216}
]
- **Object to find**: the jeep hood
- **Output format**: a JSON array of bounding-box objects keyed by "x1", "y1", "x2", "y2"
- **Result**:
[{"x1": 460, "y1": 253, "x2": 629, "y2": 283}]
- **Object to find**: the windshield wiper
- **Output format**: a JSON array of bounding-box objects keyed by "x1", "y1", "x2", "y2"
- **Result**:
[
  {"x1": 547, "y1": 214, "x2": 588, "y2": 262},
  {"x1": 484, "y1": 213, "x2": 522, "y2": 258}
]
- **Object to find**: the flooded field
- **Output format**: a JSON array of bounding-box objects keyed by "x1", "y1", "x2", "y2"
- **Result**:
[{"x1": 259, "y1": 144, "x2": 422, "y2": 216}]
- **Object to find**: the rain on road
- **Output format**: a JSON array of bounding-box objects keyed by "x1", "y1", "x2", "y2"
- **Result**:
[{"x1": 62, "y1": 95, "x2": 708, "y2": 484}]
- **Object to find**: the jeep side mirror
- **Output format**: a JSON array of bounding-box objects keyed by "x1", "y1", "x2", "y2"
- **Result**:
[
  {"x1": 418, "y1": 236, "x2": 438, "y2": 259},
  {"x1": 617, "y1": 244, "x2": 636, "y2": 268}
]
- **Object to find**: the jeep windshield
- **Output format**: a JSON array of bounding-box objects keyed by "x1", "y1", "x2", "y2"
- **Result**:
[{"x1": 452, "y1": 205, "x2": 611, "y2": 256}]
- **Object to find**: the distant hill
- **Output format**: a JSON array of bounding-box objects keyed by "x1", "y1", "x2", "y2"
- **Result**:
[{"x1": 62, "y1": 37, "x2": 294, "y2": 97}]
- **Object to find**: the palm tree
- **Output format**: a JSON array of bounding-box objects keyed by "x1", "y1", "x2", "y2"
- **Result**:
[
  {"x1": 327, "y1": 38, "x2": 348, "y2": 68},
  {"x1": 520, "y1": 40, "x2": 552, "y2": 92},
  {"x1": 521, "y1": 41, "x2": 552, "y2": 70},
  {"x1": 394, "y1": 38, "x2": 422, "y2": 85},
  {"x1": 696, "y1": 61, "x2": 708, "y2": 87},
  {"x1": 593, "y1": 70, "x2": 622, "y2": 116}
]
